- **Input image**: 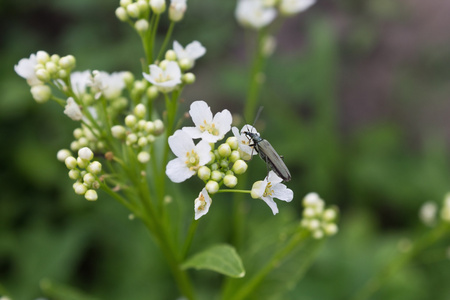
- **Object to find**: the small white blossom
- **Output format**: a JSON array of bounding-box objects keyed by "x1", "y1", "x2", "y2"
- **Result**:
[
  {"x1": 173, "y1": 40, "x2": 206, "y2": 70},
  {"x1": 419, "y1": 201, "x2": 438, "y2": 226},
  {"x1": 169, "y1": 0, "x2": 187, "y2": 22},
  {"x1": 71, "y1": 70, "x2": 91, "y2": 97},
  {"x1": 57, "y1": 149, "x2": 72, "y2": 162},
  {"x1": 232, "y1": 124, "x2": 259, "y2": 160},
  {"x1": 15, "y1": 53, "x2": 42, "y2": 86},
  {"x1": 251, "y1": 171, "x2": 293, "y2": 215},
  {"x1": 90, "y1": 71, "x2": 127, "y2": 99},
  {"x1": 235, "y1": 0, "x2": 277, "y2": 29},
  {"x1": 194, "y1": 188, "x2": 212, "y2": 220},
  {"x1": 279, "y1": 0, "x2": 315, "y2": 16},
  {"x1": 183, "y1": 100, "x2": 232, "y2": 143},
  {"x1": 166, "y1": 130, "x2": 211, "y2": 183},
  {"x1": 78, "y1": 147, "x2": 94, "y2": 161},
  {"x1": 30, "y1": 85, "x2": 51, "y2": 103},
  {"x1": 143, "y1": 61, "x2": 182, "y2": 93},
  {"x1": 64, "y1": 97, "x2": 83, "y2": 121}
]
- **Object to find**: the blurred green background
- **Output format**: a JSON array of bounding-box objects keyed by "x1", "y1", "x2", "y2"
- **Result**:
[{"x1": 1, "y1": 0, "x2": 450, "y2": 299}]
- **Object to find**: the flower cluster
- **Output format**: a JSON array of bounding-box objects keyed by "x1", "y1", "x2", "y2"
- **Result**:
[
  {"x1": 166, "y1": 100, "x2": 294, "y2": 219},
  {"x1": 111, "y1": 103, "x2": 164, "y2": 163},
  {"x1": 59, "y1": 147, "x2": 103, "y2": 201},
  {"x1": 235, "y1": 0, "x2": 316, "y2": 30},
  {"x1": 300, "y1": 192, "x2": 339, "y2": 239}
]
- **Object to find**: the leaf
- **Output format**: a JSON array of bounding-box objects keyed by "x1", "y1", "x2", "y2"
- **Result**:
[{"x1": 181, "y1": 244, "x2": 245, "y2": 278}]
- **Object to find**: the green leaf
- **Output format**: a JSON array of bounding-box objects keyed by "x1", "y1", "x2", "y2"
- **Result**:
[{"x1": 181, "y1": 244, "x2": 245, "y2": 278}]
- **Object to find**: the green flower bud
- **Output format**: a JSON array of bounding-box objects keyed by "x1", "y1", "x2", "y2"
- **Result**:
[
  {"x1": 153, "y1": 119, "x2": 164, "y2": 135},
  {"x1": 137, "y1": 151, "x2": 150, "y2": 163},
  {"x1": 232, "y1": 160, "x2": 248, "y2": 175},
  {"x1": 73, "y1": 181, "x2": 87, "y2": 195},
  {"x1": 147, "y1": 134, "x2": 155, "y2": 143},
  {"x1": 126, "y1": 133, "x2": 138, "y2": 145},
  {"x1": 135, "y1": 19, "x2": 149, "y2": 33},
  {"x1": 210, "y1": 163, "x2": 218, "y2": 171},
  {"x1": 324, "y1": 223, "x2": 338, "y2": 236},
  {"x1": 323, "y1": 208, "x2": 337, "y2": 222},
  {"x1": 126, "y1": 3, "x2": 140, "y2": 18},
  {"x1": 77, "y1": 137, "x2": 88, "y2": 148},
  {"x1": 84, "y1": 189, "x2": 98, "y2": 201},
  {"x1": 87, "y1": 161, "x2": 102, "y2": 174},
  {"x1": 50, "y1": 54, "x2": 60, "y2": 63},
  {"x1": 65, "y1": 156, "x2": 78, "y2": 169},
  {"x1": 137, "y1": 120, "x2": 147, "y2": 130},
  {"x1": 111, "y1": 125, "x2": 127, "y2": 139},
  {"x1": 68, "y1": 169, "x2": 80, "y2": 180},
  {"x1": 115, "y1": 6, "x2": 129, "y2": 21},
  {"x1": 137, "y1": 0, "x2": 149, "y2": 14},
  {"x1": 178, "y1": 58, "x2": 193, "y2": 70},
  {"x1": 251, "y1": 180, "x2": 264, "y2": 199},
  {"x1": 197, "y1": 166, "x2": 211, "y2": 181},
  {"x1": 78, "y1": 147, "x2": 94, "y2": 161},
  {"x1": 145, "y1": 121, "x2": 154, "y2": 133},
  {"x1": 59, "y1": 55, "x2": 76, "y2": 69},
  {"x1": 150, "y1": 0, "x2": 166, "y2": 14},
  {"x1": 165, "y1": 49, "x2": 177, "y2": 61},
  {"x1": 125, "y1": 114, "x2": 137, "y2": 128},
  {"x1": 146, "y1": 85, "x2": 158, "y2": 100},
  {"x1": 227, "y1": 136, "x2": 238, "y2": 150},
  {"x1": 218, "y1": 143, "x2": 231, "y2": 158},
  {"x1": 211, "y1": 170, "x2": 223, "y2": 182},
  {"x1": 182, "y1": 72, "x2": 195, "y2": 84},
  {"x1": 77, "y1": 157, "x2": 89, "y2": 169},
  {"x1": 30, "y1": 85, "x2": 51, "y2": 103},
  {"x1": 205, "y1": 180, "x2": 219, "y2": 194},
  {"x1": 70, "y1": 141, "x2": 80, "y2": 152},
  {"x1": 134, "y1": 103, "x2": 146, "y2": 118},
  {"x1": 138, "y1": 137, "x2": 148, "y2": 147},
  {"x1": 45, "y1": 61, "x2": 58, "y2": 75},
  {"x1": 58, "y1": 69, "x2": 68, "y2": 79},
  {"x1": 229, "y1": 150, "x2": 240, "y2": 163},
  {"x1": 209, "y1": 152, "x2": 216, "y2": 164},
  {"x1": 219, "y1": 159, "x2": 228, "y2": 169},
  {"x1": 223, "y1": 174, "x2": 237, "y2": 188},
  {"x1": 35, "y1": 68, "x2": 50, "y2": 82},
  {"x1": 83, "y1": 173, "x2": 96, "y2": 185},
  {"x1": 36, "y1": 51, "x2": 50, "y2": 64},
  {"x1": 120, "y1": 0, "x2": 132, "y2": 7},
  {"x1": 57, "y1": 149, "x2": 72, "y2": 162}
]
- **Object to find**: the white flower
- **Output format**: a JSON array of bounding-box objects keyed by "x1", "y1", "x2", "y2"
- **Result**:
[
  {"x1": 71, "y1": 70, "x2": 92, "y2": 97},
  {"x1": 14, "y1": 53, "x2": 42, "y2": 86},
  {"x1": 90, "y1": 71, "x2": 127, "y2": 99},
  {"x1": 419, "y1": 201, "x2": 438, "y2": 227},
  {"x1": 64, "y1": 97, "x2": 83, "y2": 121},
  {"x1": 169, "y1": 0, "x2": 187, "y2": 22},
  {"x1": 251, "y1": 171, "x2": 293, "y2": 215},
  {"x1": 235, "y1": 0, "x2": 277, "y2": 29},
  {"x1": 194, "y1": 188, "x2": 212, "y2": 220},
  {"x1": 279, "y1": 0, "x2": 315, "y2": 16},
  {"x1": 166, "y1": 130, "x2": 211, "y2": 183},
  {"x1": 173, "y1": 40, "x2": 206, "y2": 70},
  {"x1": 182, "y1": 100, "x2": 232, "y2": 143},
  {"x1": 232, "y1": 124, "x2": 259, "y2": 160},
  {"x1": 143, "y1": 61, "x2": 182, "y2": 93}
]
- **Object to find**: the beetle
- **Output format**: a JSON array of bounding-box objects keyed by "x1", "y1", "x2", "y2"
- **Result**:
[{"x1": 243, "y1": 129, "x2": 291, "y2": 182}]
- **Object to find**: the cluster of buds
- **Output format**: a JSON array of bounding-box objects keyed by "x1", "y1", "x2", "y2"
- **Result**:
[
  {"x1": 115, "y1": 0, "x2": 187, "y2": 30},
  {"x1": 198, "y1": 137, "x2": 248, "y2": 194},
  {"x1": 58, "y1": 147, "x2": 102, "y2": 201},
  {"x1": 301, "y1": 192, "x2": 339, "y2": 239},
  {"x1": 111, "y1": 103, "x2": 164, "y2": 163},
  {"x1": 14, "y1": 50, "x2": 76, "y2": 103},
  {"x1": 70, "y1": 125, "x2": 103, "y2": 152}
]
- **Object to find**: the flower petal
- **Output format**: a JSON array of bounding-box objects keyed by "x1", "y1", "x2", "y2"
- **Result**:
[
  {"x1": 189, "y1": 100, "x2": 213, "y2": 127},
  {"x1": 185, "y1": 41, "x2": 206, "y2": 60},
  {"x1": 168, "y1": 130, "x2": 195, "y2": 158},
  {"x1": 272, "y1": 183, "x2": 294, "y2": 202},
  {"x1": 267, "y1": 171, "x2": 283, "y2": 185},
  {"x1": 261, "y1": 195, "x2": 279, "y2": 215},
  {"x1": 196, "y1": 140, "x2": 212, "y2": 165},
  {"x1": 182, "y1": 126, "x2": 203, "y2": 139},
  {"x1": 213, "y1": 109, "x2": 232, "y2": 136},
  {"x1": 194, "y1": 188, "x2": 212, "y2": 220},
  {"x1": 166, "y1": 158, "x2": 194, "y2": 183}
]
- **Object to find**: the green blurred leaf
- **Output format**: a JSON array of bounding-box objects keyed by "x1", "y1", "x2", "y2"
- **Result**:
[
  {"x1": 181, "y1": 244, "x2": 245, "y2": 278},
  {"x1": 40, "y1": 278, "x2": 101, "y2": 300}
]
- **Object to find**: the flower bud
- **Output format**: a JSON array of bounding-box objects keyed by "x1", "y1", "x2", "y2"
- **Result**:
[
  {"x1": 83, "y1": 173, "x2": 96, "y2": 185},
  {"x1": 179, "y1": 58, "x2": 193, "y2": 70},
  {"x1": 226, "y1": 136, "x2": 238, "y2": 150},
  {"x1": 137, "y1": 151, "x2": 151, "y2": 163},
  {"x1": 65, "y1": 156, "x2": 78, "y2": 169},
  {"x1": 87, "y1": 161, "x2": 102, "y2": 174},
  {"x1": 120, "y1": 0, "x2": 132, "y2": 7},
  {"x1": 78, "y1": 147, "x2": 94, "y2": 161},
  {"x1": 153, "y1": 119, "x2": 164, "y2": 135},
  {"x1": 324, "y1": 223, "x2": 338, "y2": 236},
  {"x1": 73, "y1": 181, "x2": 87, "y2": 195},
  {"x1": 223, "y1": 174, "x2": 237, "y2": 188},
  {"x1": 35, "y1": 68, "x2": 50, "y2": 82},
  {"x1": 137, "y1": 0, "x2": 149, "y2": 14},
  {"x1": 45, "y1": 61, "x2": 58, "y2": 75},
  {"x1": 58, "y1": 69, "x2": 68, "y2": 79},
  {"x1": 126, "y1": 133, "x2": 138, "y2": 145},
  {"x1": 146, "y1": 85, "x2": 159, "y2": 100},
  {"x1": 182, "y1": 72, "x2": 195, "y2": 84},
  {"x1": 323, "y1": 208, "x2": 337, "y2": 221},
  {"x1": 211, "y1": 170, "x2": 223, "y2": 182},
  {"x1": 205, "y1": 180, "x2": 219, "y2": 194},
  {"x1": 312, "y1": 230, "x2": 324, "y2": 240},
  {"x1": 57, "y1": 149, "x2": 72, "y2": 162},
  {"x1": 68, "y1": 169, "x2": 80, "y2": 180},
  {"x1": 138, "y1": 137, "x2": 148, "y2": 147},
  {"x1": 250, "y1": 181, "x2": 264, "y2": 199},
  {"x1": 59, "y1": 55, "x2": 76, "y2": 69},
  {"x1": 303, "y1": 207, "x2": 316, "y2": 218},
  {"x1": 125, "y1": 114, "x2": 137, "y2": 127},
  {"x1": 218, "y1": 143, "x2": 231, "y2": 158},
  {"x1": 50, "y1": 54, "x2": 60, "y2": 63},
  {"x1": 126, "y1": 3, "x2": 140, "y2": 18},
  {"x1": 169, "y1": 0, "x2": 187, "y2": 22},
  {"x1": 36, "y1": 51, "x2": 50, "y2": 64},
  {"x1": 30, "y1": 85, "x2": 51, "y2": 103},
  {"x1": 150, "y1": 0, "x2": 166, "y2": 14},
  {"x1": 115, "y1": 6, "x2": 129, "y2": 21},
  {"x1": 165, "y1": 49, "x2": 177, "y2": 61},
  {"x1": 134, "y1": 104, "x2": 146, "y2": 119},
  {"x1": 135, "y1": 19, "x2": 149, "y2": 33},
  {"x1": 229, "y1": 150, "x2": 240, "y2": 163},
  {"x1": 145, "y1": 121, "x2": 154, "y2": 133},
  {"x1": 111, "y1": 125, "x2": 127, "y2": 139},
  {"x1": 85, "y1": 189, "x2": 98, "y2": 201},
  {"x1": 232, "y1": 160, "x2": 248, "y2": 175},
  {"x1": 77, "y1": 157, "x2": 89, "y2": 169},
  {"x1": 197, "y1": 166, "x2": 211, "y2": 181}
]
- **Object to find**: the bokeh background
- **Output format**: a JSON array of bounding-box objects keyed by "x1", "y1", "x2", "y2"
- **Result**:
[{"x1": 1, "y1": 0, "x2": 450, "y2": 299}]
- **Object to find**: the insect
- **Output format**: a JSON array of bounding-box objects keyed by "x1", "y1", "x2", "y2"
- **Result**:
[{"x1": 243, "y1": 128, "x2": 291, "y2": 182}]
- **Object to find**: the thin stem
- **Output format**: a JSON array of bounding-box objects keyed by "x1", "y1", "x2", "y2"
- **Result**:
[
  {"x1": 352, "y1": 222, "x2": 450, "y2": 300},
  {"x1": 216, "y1": 189, "x2": 251, "y2": 194},
  {"x1": 181, "y1": 218, "x2": 199, "y2": 260},
  {"x1": 157, "y1": 21, "x2": 176, "y2": 62}
]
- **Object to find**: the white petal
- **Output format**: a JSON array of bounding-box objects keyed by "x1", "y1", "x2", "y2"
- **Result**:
[
  {"x1": 213, "y1": 109, "x2": 232, "y2": 136},
  {"x1": 261, "y1": 196, "x2": 279, "y2": 215},
  {"x1": 189, "y1": 100, "x2": 213, "y2": 126},
  {"x1": 173, "y1": 40, "x2": 184, "y2": 57},
  {"x1": 251, "y1": 180, "x2": 266, "y2": 199},
  {"x1": 168, "y1": 130, "x2": 195, "y2": 158},
  {"x1": 267, "y1": 171, "x2": 283, "y2": 184},
  {"x1": 194, "y1": 188, "x2": 212, "y2": 220},
  {"x1": 182, "y1": 126, "x2": 203, "y2": 139},
  {"x1": 143, "y1": 71, "x2": 156, "y2": 85},
  {"x1": 196, "y1": 140, "x2": 212, "y2": 165},
  {"x1": 166, "y1": 158, "x2": 194, "y2": 183},
  {"x1": 185, "y1": 41, "x2": 206, "y2": 60},
  {"x1": 272, "y1": 183, "x2": 294, "y2": 202},
  {"x1": 64, "y1": 97, "x2": 83, "y2": 121},
  {"x1": 165, "y1": 61, "x2": 182, "y2": 79}
]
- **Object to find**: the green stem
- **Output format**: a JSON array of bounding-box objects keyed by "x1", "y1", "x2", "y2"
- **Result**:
[
  {"x1": 228, "y1": 230, "x2": 311, "y2": 300},
  {"x1": 216, "y1": 189, "x2": 251, "y2": 194},
  {"x1": 244, "y1": 29, "x2": 268, "y2": 122},
  {"x1": 352, "y1": 222, "x2": 450, "y2": 300},
  {"x1": 157, "y1": 21, "x2": 176, "y2": 62},
  {"x1": 181, "y1": 218, "x2": 199, "y2": 260}
]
